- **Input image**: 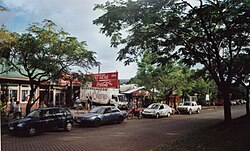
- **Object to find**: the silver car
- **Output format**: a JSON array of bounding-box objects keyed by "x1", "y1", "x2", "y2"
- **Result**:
[
  {"x1": 74, "y1": 106, "x2": 126, "y2": 127},
  {"x1": 142, "y1": 103, "x2": 173, "y2": 119}
]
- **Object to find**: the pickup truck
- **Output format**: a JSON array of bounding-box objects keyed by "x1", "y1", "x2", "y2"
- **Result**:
[{"x1": 177, "y1": 101, "x2": 201, "y2": 115}]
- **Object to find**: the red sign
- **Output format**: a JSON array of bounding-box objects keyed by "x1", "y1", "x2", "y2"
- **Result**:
[{"x1": 86, "y1": 72, "x2": 118, "y2": 88}]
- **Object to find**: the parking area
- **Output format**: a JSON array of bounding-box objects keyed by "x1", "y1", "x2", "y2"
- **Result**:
[{"x1": 1, "y1": 105, "x2": 246, "y2": 151}]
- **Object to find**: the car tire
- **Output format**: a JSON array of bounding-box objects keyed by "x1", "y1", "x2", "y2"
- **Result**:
[
  {"x1": 167, "y1": 112, "x2": 171, "y2": 117},
  {"x1": 127, "y1": 113, "x2": 133, "y2": 120},
  {"x1": 65, "y1": 122, "x2": 73, "y2": 131},
  {"x1": 93, "y1": 118, "x2": 101, "y2": 127},
  {"x1": 189, "y1": 109, "x2": 192, "y2": 115},
  {"x1": 155, "y1": 113, "x2": 160, "y2": 119},
  {"x1": 27, "y1": 127, "x2": 36, "y2": 136},
  {"x1": 196, "y1": 108, "x2": 200, "y2": 114}
]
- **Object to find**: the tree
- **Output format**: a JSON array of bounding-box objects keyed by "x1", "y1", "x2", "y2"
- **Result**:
[
  {"x1": 0, "y1": 20, "x2": 99, "y2": 114},
  {"x1": 234, "y1": 54, "x2": 250, "y2": 115},
  {"x1": 130, "y1": 53, "x2": 216, "y2": 105},
  {"x1": 94, "y1": 0, "x2": 250, "y2": 122},
  {"x1": 0, "y1": 2, "x2": 8, "y2": 12}
]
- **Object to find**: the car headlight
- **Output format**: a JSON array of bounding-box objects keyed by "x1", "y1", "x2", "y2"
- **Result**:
[
  {"x1": 89, "y1": 116, "x2": 96, "y2": 120},
  {"x1": 17, "y1": 123, "x2": 24, "y2": 127}
]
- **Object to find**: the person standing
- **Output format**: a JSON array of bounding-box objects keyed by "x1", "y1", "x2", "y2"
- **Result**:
[
  {"x1": 13, "y1": 101, "x2": 22, "y2": 119},
  {"x1": 75, "y1": 97, "x2": 81, "y2": 114},
  {"x1": 89, "y1": 96, "x2": 93, "y2": 110}
]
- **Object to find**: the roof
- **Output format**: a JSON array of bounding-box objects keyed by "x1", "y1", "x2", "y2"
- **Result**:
[
  {"x1": 0, "y1": 65, "x2": 29, "y2": 79},
  {"x1": 120, "y1": 84, "x2": 138, "y2": 92},
  {"x1": 122, "y1": 86, "x2": 145, "y2": 94}
]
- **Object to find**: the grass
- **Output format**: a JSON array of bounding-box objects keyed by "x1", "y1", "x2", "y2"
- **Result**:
[{"x1": 153, "y1": 115, "x2": 250, "y2": 151}]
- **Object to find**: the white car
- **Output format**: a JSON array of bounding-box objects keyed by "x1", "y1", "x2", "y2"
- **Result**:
[{"x1": 142, "y1": 103, "x2": 173, "y2": 119}]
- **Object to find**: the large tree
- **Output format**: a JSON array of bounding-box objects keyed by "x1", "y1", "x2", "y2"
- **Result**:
[
  {"x1": 94, "y1": 0, "x2": 250, "y2": 122},
  {"x1": 0, "y1": 20, "x2": 99, "y2": 114}
]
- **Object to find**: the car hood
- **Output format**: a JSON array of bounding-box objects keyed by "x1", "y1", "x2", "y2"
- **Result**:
[
  {"x1": 9, "y1": 117, "x2": 34, "y2": 125},
  {"x1": 76, "y1": 113, "x2": 100, "y2": 118}
]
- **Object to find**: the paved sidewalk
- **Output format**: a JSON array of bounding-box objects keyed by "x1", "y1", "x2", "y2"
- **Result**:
[{"x1": 69, "y1": 108, "x2": 88, "y2": 117}]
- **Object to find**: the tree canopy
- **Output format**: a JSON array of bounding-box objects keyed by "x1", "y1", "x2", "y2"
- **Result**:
[
  {"x1": 94, "y1": 0, "x2": 250, "y2": 121},
  {"x1": 0, "y1": 20, "x2": 99, "y2": 114}
]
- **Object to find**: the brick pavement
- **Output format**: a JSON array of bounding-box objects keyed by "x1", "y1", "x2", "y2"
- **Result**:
[{"x1": 1, "y1": 105, "x2": 241, "y2": 151}]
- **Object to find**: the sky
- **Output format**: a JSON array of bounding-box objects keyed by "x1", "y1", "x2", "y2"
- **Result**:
[
  {"x1": 0, "y1": 0, "x2": 138, "y2": 79},
  {"x1": 0, "y1": 0, "x2": 199, "y2": 79}
]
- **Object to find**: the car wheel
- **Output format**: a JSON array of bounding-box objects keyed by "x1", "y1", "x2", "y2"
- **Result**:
[
  {"x1": 127, "y1": 113, "x2": 133, "y2": 120},
  {"x1": 196, "y1": 108, "x2": 200, "y2": 114},
  {"x1": 155, "y1": 113, "x2": 160, "y2": 119},
  {"x1": 93, "y1": 118, "x2": 101, "y2": 127},
  {"x1": 28, "y1": 127, "x2": 36, "y2": 136},
  {"x1": 117, "y1": 116, "x2": 124, "y2": 124},
  {"x1": 167, "y1": 112, "x2": 171, "y2": 117},
  {"x1": 65, "y1": 122, "x2": 73, "y2": 131},
  {"x1": 189, "y1": 109, "x2": 192, "y2": 115}
]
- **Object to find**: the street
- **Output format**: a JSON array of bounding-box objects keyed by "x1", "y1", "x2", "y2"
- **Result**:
[{"x1": 1, "y1": 105, "x2": 246, "y2": 151}]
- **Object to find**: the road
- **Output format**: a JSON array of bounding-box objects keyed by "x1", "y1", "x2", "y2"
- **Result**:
[{"x1": 1, "y1": 105, "x2": 246, "y2": 151}]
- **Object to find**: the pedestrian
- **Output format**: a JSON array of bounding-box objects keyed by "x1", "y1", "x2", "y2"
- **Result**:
[
  {"x1": 129, "y1": 99, "x2": 133, "y2": 109},
  {"x1": 13, "y1": 101, "x2": 22, "y2": 119},
  {"x1": 89, "y1": 96, "x2": 93, "y2": 110},
  {"x1": 8, "y1": 98, "x2": 15, "y2": 119},
  {"x1": 76, "y1": 97, "x2": 81, "y2": 114}
]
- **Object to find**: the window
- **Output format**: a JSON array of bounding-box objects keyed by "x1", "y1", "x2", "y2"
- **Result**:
[{"x1": 21, "y1": 90, "x2": 29, "y2": 102}]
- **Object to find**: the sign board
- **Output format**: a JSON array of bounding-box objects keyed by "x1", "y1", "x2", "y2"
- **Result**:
[
  {"x1": 85, "y1": 72, "x2": 118, "y2": 88},
  {"x1": 206, "y1": 94, "x2": 209, "y2": 101}
]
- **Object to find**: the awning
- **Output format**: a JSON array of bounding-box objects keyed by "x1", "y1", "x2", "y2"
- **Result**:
[{"x1": 122, "y1": 86, "x2": 145, "y2": 94}]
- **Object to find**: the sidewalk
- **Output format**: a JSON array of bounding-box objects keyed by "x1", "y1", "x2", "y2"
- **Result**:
[{"x1": 69, "y1": 108, "x2": 88, "y2": 117}]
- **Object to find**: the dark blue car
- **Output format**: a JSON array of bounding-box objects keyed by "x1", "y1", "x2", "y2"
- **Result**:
[
  {"x1": 74, "y1": 106, "x2": 127, "y2": 127},
  {"x1": 8, "y1": 107, "x2": 74, "y2": 136}
]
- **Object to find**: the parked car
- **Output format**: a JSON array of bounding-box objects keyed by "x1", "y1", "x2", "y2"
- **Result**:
[
  {"x1": 8, "y1": 107, "x2": 74, "y2": 136},
  {"x1": 177, "y1": 101, "x2": 201, "y2": 115},
  {"x1": 230, "y1": 100, "x2": 237, "y2": 105},
  {"x1": 74, "y1": 106, "x2": 127, "y2": 127},
  {"x1": 142, "y1": 103, "x2": 173, "y2": 119}
]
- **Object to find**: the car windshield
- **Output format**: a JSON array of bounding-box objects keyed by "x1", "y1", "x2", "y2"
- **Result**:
[
  {"x1": 118, "y1": 95, "x2": 128, "y2": 102},
  {"x1": 147, "y1": 104, "x2": 159, "y2": 109},
  {"x1": 89, "y1": 107, "x2": 106, "y2": 114},
  {"x1": 27, "y1": 110, "x2": 40, "y2": 118}
]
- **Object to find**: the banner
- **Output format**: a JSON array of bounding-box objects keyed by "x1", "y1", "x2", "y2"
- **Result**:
[{"x1": 86, "y1": 72, "x2": 118, "y2": 88}]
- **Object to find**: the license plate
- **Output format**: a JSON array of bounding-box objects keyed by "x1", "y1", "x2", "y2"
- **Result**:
[{"x1": 9, "y1": 127, "x2": 14, "y2": 130}]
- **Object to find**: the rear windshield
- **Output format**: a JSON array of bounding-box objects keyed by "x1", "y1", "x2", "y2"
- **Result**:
[{"x1": 183, "y1": 102, "x2": 191, "y2": 106}]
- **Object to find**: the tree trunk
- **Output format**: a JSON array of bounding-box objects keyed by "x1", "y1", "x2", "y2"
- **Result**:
[
  {"x1": 25, "y1": 88, "x2": 36, "y2": 115},
  {"x1": 221, "y1": 85, "x2": 232, "y2": 122},
  {"x1": 246, "y1": 87, "x2": 250, "y2": 116}
]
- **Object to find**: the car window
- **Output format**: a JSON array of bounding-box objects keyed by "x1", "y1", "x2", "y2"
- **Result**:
[
  {"x1": 27, "y1": 110, "x2": 40, "y2": 118},
  {"x1": 44, "y1": 109, "x2": 57, "y2": 117},
  {"x1": 159, "y1": 105, "x2": 164, "y2": 110},
  {"x1": 111, "y1": 109, "x2": 120, "y2": 113},
  {"x1": 104, "y1": 108, "x2": 112, "y2": 114},
  {"x1": 89, "y1": 107, "x2": 105, "y2": 114},
  {"x1": 148, "y1": 104, "x2": 159, "y2": 109}
]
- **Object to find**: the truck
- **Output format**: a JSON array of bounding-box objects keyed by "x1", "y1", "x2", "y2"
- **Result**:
[
  {"x1": 177, "y1": 101, "x2": 201, "y2": 115},
  {"x1": 79, "y1": 87, "x2": 128, "y2": 109}
]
